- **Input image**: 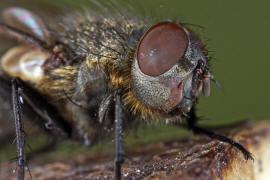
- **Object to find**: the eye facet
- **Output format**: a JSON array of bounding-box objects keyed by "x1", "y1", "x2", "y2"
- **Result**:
[{"x1": 137, "y1": 22, "x2": 188, "y2": 76}]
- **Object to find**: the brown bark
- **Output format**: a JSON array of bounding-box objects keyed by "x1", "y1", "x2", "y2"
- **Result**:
[{"x1": 1, "y1": 121, "x2": 270, "y2": 180}]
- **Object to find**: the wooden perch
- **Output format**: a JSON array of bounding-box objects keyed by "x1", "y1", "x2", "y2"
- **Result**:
[{"x1": 1, "y1": 121, "x2": 270, "y2": 180}]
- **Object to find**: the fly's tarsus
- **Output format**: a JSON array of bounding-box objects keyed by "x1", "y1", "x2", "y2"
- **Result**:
[{"x1": 187, "y1": 107, "x2": 254, "y2": 161}]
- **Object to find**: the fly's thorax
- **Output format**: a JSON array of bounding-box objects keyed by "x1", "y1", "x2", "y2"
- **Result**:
[{"x1": 75, "y1": 63, "x2": 107, "y2": 97}]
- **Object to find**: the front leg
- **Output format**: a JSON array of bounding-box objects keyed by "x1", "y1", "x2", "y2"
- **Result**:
[
  {"x1": 114, "y1": 90, "x2": 123, "y2": 180},
  {"x1": 187, "y1": 107, "x2": 254, "y2": 161}
]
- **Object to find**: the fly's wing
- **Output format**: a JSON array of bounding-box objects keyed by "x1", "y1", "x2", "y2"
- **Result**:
[
  {"x1": 1, "y1": 45, "x2": 49, "y2": 82},
  {"x1": 0, "y1": 7, "x2": 71, "y2": 145},
  {"x1": 0, "y1": 7, "x2": 54, "y2": 81},
  {"x1": 2, "y1": 7, "x2": 51, "y2": 44}
]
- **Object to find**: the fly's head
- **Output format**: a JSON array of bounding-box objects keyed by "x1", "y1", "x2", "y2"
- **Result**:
[{"x1": 131, "y1": 22, "x2": 211, "y2": 116}]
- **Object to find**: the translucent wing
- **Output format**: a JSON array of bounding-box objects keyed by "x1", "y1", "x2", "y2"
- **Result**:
[
  {"x1": 1, "y1": 46, "x2": 49, "y2": 83},
  {"x1": 3, "y1": 7, "x2": 51, "y2": 44}
]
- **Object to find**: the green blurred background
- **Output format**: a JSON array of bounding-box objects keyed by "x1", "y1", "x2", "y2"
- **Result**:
[{"x1": 0, "y1": 0, "x2": 270, "y2": 162}]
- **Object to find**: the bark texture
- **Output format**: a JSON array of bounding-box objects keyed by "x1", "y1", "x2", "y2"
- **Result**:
[{"x1": 1, "y1": 121, "x2": 270, "y2": 180}]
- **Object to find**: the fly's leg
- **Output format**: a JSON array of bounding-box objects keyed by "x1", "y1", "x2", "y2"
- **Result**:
[
  {"x1": 7, "y1": 77, "x2": 72, "y2": 137},
  {"x1": 114, "y1": 91, "x2": 123, "y2": 180},
  {"x1": 187, "y1": 107, "x2": 254, "y2": 161},
  {"x1": 12, "y1": 78, "x2": 26, "y2": 180},
  {"x1": 0, "y1": 77, "x2": 73, "y2": 180}
]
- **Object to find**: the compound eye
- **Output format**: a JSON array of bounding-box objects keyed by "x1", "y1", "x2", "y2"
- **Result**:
[{"x1": 137, "y1": 22, "x2": 188, "y2": 76}]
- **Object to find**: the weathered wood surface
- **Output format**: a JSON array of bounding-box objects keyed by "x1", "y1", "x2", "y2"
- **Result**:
[{"x1": 1, "y1": 121, "x2": 270, "y2": 180}]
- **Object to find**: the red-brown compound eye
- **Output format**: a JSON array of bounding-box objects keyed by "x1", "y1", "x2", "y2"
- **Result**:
[{"x1": 137, "y1": 22, "x2": 188, "y2": 76}]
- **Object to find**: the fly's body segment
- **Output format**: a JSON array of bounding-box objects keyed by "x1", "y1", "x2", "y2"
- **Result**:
[{"x1": 0, "y1": 5, "x2": 253, "y2": 180}]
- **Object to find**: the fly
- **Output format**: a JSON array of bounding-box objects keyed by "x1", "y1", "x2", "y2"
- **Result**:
[{"x1": 0, "y1": 4, "x2": 253, "y2": 180}]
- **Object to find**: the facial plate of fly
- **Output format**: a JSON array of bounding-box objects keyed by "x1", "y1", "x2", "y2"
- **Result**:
[{"x1": 0, "y1": 7, "x2": 210, "y2": 141}]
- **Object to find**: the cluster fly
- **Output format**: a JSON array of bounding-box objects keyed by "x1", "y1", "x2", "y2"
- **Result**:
[{"x1": 0, "y1": 2, "x2": 253, "y2": 180}]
